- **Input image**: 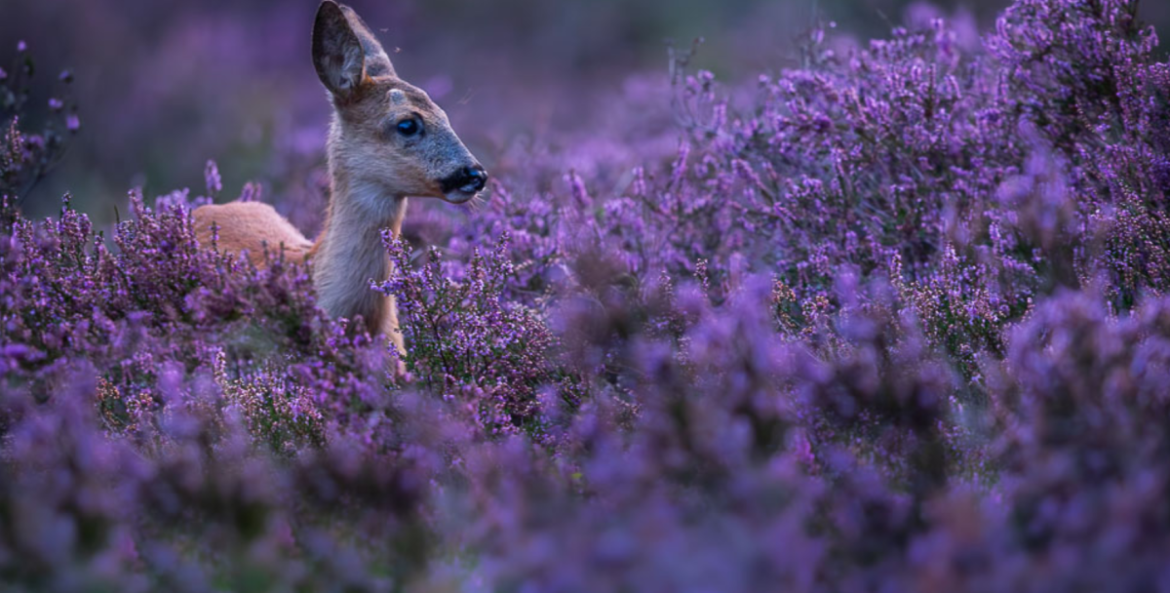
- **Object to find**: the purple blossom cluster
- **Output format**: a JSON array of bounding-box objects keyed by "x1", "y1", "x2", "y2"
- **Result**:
[{"x1": 5, "y1": 0, "x2": 1170, "y2": 590}]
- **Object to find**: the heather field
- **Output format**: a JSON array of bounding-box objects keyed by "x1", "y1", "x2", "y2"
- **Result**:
[{"x1": 5, "y1": 0, "x2": 1170, "y2": 591}]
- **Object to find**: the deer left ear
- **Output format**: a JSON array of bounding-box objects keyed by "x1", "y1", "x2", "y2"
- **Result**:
[
  {"x1": 338, "y1": 4, "x2": 396, "y2": 78},
  {"x1": 312, "y1": 1, "x2": 367, "y2": 99}
]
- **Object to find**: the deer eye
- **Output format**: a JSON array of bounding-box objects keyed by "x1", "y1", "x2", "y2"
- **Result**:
[{"x1": 395, "y1": 117, "x2": 421, "y2": 137}]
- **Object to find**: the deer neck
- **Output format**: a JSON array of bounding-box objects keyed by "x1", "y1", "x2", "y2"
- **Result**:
[{"x1": 310, "y1": 173, "x2": 407, "y2": 334}]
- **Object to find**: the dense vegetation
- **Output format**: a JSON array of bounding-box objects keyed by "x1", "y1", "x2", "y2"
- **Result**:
[{"x1": 4, "y1": 0, "x2": 1170, "y2": 590}]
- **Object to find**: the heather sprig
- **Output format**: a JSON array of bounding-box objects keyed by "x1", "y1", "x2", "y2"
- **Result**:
[{"x1": 1, "y1": 42, "x2": 79, "y2": 216}]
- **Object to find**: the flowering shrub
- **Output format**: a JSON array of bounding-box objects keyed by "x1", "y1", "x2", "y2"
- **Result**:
[
  {"x1": 379, "y1": 232, "x2": 567, "y2": 439},
  {"x1": 6, "y1": 0, "x2": 1170, "y2": 590},
  {"x1": 1, "y1": 41, "x2": 78, "y2": 223}
]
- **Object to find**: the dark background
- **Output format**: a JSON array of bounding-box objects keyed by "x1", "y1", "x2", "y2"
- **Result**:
[{"x1": 3, "y1": 0, "x2": 1169, "y2": 226}]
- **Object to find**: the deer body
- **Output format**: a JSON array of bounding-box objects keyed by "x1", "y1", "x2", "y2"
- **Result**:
[{"x1": 192, "y1": 1, "x2": 486, "y2": 354}]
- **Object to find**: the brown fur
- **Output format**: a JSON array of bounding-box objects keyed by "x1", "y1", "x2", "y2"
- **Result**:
[
  {"x1": 193, "y1": 202, "x2": 313, "y2": 268},
  {"x1": 191, "y1": 1, "x2": 485, "y2": 356}
]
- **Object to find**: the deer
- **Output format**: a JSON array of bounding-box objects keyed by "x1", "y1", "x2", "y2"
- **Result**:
[{"x1": 192, "y1": 0, "x2": 488, "y2": 355}]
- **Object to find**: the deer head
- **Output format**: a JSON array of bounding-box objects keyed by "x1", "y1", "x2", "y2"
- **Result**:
[{"x1": 311, "y1": 0, "x2": 487, "y2": 210}]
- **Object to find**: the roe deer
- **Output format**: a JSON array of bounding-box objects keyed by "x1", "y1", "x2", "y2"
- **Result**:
[{"x1": 193, "y1": 0, "x2": 488, "y2": 354}]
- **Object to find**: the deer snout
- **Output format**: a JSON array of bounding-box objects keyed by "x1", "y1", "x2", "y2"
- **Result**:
[{"x1": 440, "y1": 164, "x2": 488, "y2": 196}]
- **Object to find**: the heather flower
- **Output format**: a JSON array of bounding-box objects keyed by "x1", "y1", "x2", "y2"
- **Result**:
[
  {"x1": 204, "y1": 159, "x2": 223, "y2": 196},
  {"x1": 214, "y1": 350, "x2": 325, "y2": 452},
  {"x1": 1, "y1": 47, "x2": 78, "y2": 205}
]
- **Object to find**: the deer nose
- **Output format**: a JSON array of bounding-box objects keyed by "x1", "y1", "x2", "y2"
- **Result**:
[
  {"x1": 440, "y1": 164, "x2": 489, "y2": 195},
  {"x1": 460, "y1": 165, "x2": 488, "y2": 192}
]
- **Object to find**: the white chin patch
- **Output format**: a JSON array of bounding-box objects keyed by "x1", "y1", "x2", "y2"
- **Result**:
[{"x1": 443, "y1": 190, "x2": 478, "y2": 204}]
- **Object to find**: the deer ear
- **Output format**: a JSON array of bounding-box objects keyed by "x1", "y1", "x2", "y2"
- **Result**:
[
  {"x1": 337, "y1": 4, "x2": 396, "y2": 78},
  {"x1": 312, "y1": 1, "x2": 366, "y2": 98}
]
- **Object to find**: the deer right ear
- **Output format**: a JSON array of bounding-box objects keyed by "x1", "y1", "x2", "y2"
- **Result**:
[{"x1": 312, "y1": 0, "x2": 366, "y2": 99}]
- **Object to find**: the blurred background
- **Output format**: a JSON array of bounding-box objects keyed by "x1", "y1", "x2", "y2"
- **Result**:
[{"x1": 3, "y1": 0, "x2": 1169, "y2": 228}]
